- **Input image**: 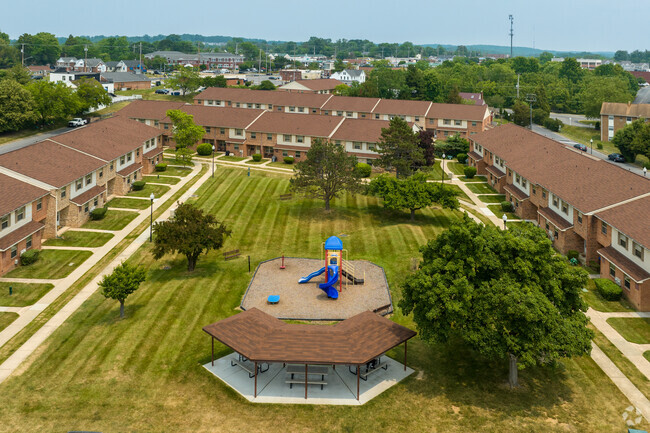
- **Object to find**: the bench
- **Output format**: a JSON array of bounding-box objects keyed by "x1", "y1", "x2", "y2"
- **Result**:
[
  {"x1": 279, "y1": 193, "x2": 292, "y2": 201},
  {"x1": 285, "y1": 365, "x2": 328, "y2": 389},
  {"x1": 285, "y1": 376, "x2": 328, "y2": 390},
  {"x1": 223, "y1": 249, "x2": 240, "y2": 261},
  {"x1": 360, "y1": 361, "x2": 388, "y2": 381},
  {"x1": 230, "y1": 357, "x2": 268, "y2": 378}
]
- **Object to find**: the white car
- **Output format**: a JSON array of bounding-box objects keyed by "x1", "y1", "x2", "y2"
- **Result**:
[{"x1": 68, "y1": 118, "x2": 88, "y2": 127}]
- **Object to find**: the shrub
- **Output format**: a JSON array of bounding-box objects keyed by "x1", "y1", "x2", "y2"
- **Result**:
[
  {"x1": 355, "y1": 162, "x2": 372, "y2": 178},
  {"x1": 132, "y1": 180, "x2": 146, "y2": 191},
  {"x1": 594, "y1": 121, "x2": 600, "y2": 130},
  {"x1": 283, "y1": 156, "x2": 294, "y2": 164},
  {"x1": 567, "y1": 250, "x2": 579, "y2": 260},
  {"x1": 501, "y1": 201, "x2": 514, "y2": 212},
  {"x1": 252, "y1": 153, "x2": 262, "y2": 162},
  {"x1": 543, "y1": 117, "x2": 563, "y2": 132},
  {"x1": 196, "y1": 143, "x2": 213, "y2": 156},
  {"x1": 90, "y1": 206, "x2": 108, "y2": 220},
  {"x1": 20, "y1": 250, "x2": 39, "y2": 266},
  {"x1": 532, "y1": 108, "x2": 548, "y2": 125},
  {"x1": 594, "y1": 278, "x2": 623, "y2": 301},
  {"x1": 463, "y1": 166, "x2": 477, "y2": 179},
  {"x1": 456, "y1": 153, "x2": 468, "y2": 164},
  {"x1": 155, "y1": 163, "x2": 167, "y2": 172},
  {"x1": 596, "y1": 142, "x2": 603, "y2": 150}
]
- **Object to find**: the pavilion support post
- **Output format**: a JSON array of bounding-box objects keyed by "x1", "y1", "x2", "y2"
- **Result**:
[
  {"x1": 404, "y1": 340, "x2": 407, "y2": 371},
  {"x1": 357, "y1": 365, "x2": 360, "y2": 401},
  {"x1": 305, "y1": 364, "x2": 308, "y2": 399},
  {"x1": 254, "y1": 362, "x2": 258, "y2": 398},
  {"x1": 211, "y1": 337, "x2": 214, "y2": 366}
]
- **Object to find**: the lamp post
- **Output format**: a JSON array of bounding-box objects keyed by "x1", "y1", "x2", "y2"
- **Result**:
[
  {"x1": 502, "y1": 214, "x2": 508, "y2": 230},
  {"x1": 441, "y1": 153, "x2": 446, "y2": 183},
  {"x1": 211, "y1": 145, "x2": 215, "y2": 178},
  {"x1": 149, "y1": 193, "x2": 155, "y2": 242},
  {"x1": 644, "y1": 167, "x2": 647, "y2": 177},
  {"x1": 590, "y1": 138, "x2": 593, "y2": 154}
]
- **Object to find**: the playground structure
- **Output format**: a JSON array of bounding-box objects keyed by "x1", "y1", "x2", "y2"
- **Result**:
[{"x1": 298, "y1": 236, "x2": 364, "y2": 300}]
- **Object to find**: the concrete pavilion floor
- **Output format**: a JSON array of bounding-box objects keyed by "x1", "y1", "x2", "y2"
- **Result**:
[{"x1": 203, "y1": 352, "x2": 414, "y2": 405}]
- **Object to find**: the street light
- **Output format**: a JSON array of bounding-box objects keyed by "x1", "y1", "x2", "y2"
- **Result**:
[
  {"x1": 211, "y1": 145, "x2": 215, "y2": 178},
  {"x1": 149, "y1": 193, "x2": 155, "y2": 242},
  {"x1": 441, "y1": 153, "x2": 446, "y2": 183},
  {"x1": 644, "y1": 167, "x2": 648, "y2": 177},
  {"x1": 502, "y1": 214, "x2": 508, "y2": 230},
  {"x1": 590, "y1": 138, "x2": 593, "y2": 154}
]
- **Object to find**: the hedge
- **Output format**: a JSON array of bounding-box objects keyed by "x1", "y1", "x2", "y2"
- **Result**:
[
  {"x1": 355, "y1": 163, "x2": 372, "y2": 178},
  {"x1": 252, "y1": 154, "x2": 262, "y2": 162},
  {"x1": 594, "y1": 278, "x2": 623, "y2": 301},
  {"x1": 456, "y1": 153, "x2": 468, "y2": 164},
  {"x1": 155, "y1": 163, "x2": 167, "y2": 172},
  {"x1": 90, "y1": 206, "x2": 108, "y2": 220},
  {"x1": 463, "y1": 166, "x2": 477, "y2": 179},
  {"x1": 501, "y1": 201, "x2": 514, "y2": 212},
  {"x1": 20, "y1": 250, "x2": 39, "y2": 266},
  {"x1": 283, "y1": 156, "x2": 294, "y2": 164},
  {"x1": 132, "y1": 180, "x2": 146, "y2": 191},
  {"x1": 196, "y1": 143, "x2": 213, "y2": 156}
]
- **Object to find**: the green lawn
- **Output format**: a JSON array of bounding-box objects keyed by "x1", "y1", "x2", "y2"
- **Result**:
[
  {"x1": 245, "y1": 158, "x2": 269, "y2": 165},
  {"x1": 128, "y1": 184, "x2": 170, "y2": 198},
  {"x1": 0, "y1": 312, "x2": 18, "y2": 332},
  {"x1": 459, "y1": 175, "x2": 487, "y2": 183},
  {"x1": 43, "y1": 231, "x2": 114, "y2": 248},
  {"x1": 142, "y1": 175, "x2": 180, "y2": 185},
  {"x1": 106, "y1": 197, "x2": 151, "y2": 210},
  {"x1": 581, "y1": 279, "x2": 634, "y2": 312},
  {"x1": 0, "y1": 166, "x2": 642, "y2": 432},
  {"x1": 487, "y1": 204, "x2": 520, "y2": 220},
  {"x1": 607, "y1": 318, "x2": 650, "y2": 344},
  {"x1": 4, "y1": 250, "x2": 92, "y2": 280},
  {"x1": 159, "y1": 165, "x2": 193, "y2": 177},
  {"x1": 218, "y1": 155, "x2": 247, "y2": 162},
  {"x1": 445, "y1": 184, "x2": 471, "y2": 202},
  {"x1": 466, "y1": 182, "x2": 497, "y2": 194},
  {"x1": 478, "y1": 194, "x2": 506, "y2": 204},
  {"x1": 0, "y1": 282, "x2": 54, "y2": 307},
  {"x1": 266, "y1": 161, "x2": 294, "y2": 169},
  {"x1": 446, "y1": 161, "x2": 466, "y2": 176},
  {"x1": 82, "y1": 210, "x2": 139, "y2": 231}
]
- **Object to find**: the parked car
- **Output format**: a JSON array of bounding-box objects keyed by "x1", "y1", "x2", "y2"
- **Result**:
[
  {"x1": 573, "y1": 143, "x2": 587, "y2": 151},
  {"x1": 154, "y1": 89, "x2": 169, "y2": 94},
  {"x1": 68, "y1": 118, "x2": 88, "y2": 127},
  {"x1": 608, "y1": 153, "x2": 625, "y2": 163}
]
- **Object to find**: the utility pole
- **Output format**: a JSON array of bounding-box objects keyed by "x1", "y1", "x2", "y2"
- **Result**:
[
  {"x1": 197, "y1": 41, "x2": 201, "y2": 70},
  {"x1": 258, "y1": 48, "x2": 261, "y2": 73},
  {"x1": 139, "y1": 42, "x2": 142, "y2": 74},
  {"x1": 525, "y1": 94, "x2": 537, "y2": 130},
  {"x1": 84, "y1": 44, "x2": 88, "y2": 72},
  {"x1": 21, "y1": 43, "x2": 24, "y2": 67},
  {"x1": 509, "y1": 15, "x2": 514, "y2": 58},
  {"x1": 516, "y1": 74, "x2": 520, "y2": 99}
]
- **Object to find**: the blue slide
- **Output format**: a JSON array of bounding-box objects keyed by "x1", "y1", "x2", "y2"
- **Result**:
[{"x1": 298, "y1": 265, "x2": 339, "y2": 299}]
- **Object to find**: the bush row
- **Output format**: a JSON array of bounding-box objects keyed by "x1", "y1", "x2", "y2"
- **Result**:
[{"x1": 594, "y1": 278, "x2": 623, "y2": 301}]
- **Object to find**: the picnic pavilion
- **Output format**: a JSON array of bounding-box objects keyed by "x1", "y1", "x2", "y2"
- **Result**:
[{"x1": 202, "y1": 308, "x2": 416, "y2": 402}]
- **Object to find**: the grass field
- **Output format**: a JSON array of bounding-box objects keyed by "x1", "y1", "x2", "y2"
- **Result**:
[
  {"x1": 245, "y1": 158, "x2": 269, "y2": 165},
  {"x1": 106, "y1": 197, "x2": 151, "y2": 210},
  {"x1": 581, "y1": 280, "x2": 634, "y2": 312},
  {"x1": 0, "y1": 313, "x2": 18, "y2": 332},
  {"x1": 82, "y1": 210, "x2": 139, "y2": 231},
  {"x1": 0, "y1": 167, "x2": 642, "y2": 432},
  {"x1": 466, "y1": 182, "x2": 497, "y2": 194},
  {"x1": 266, "y1": 161, "x2": 294, "y2": 169},
  {"x1": 142, "y1": 175, "x2": 180, "y2": 185},
  {"x1": 218, "y1": 155, "x2": 247, "y2": 162},
  {"x1": 4, "y1": 250, "x2": 92, "y2": 280},
  {"x1": 0, "y1": 282, "x2": 54, "y2": 307},
  {"x1": 115, "y1": 88, "x2": 195, "y2": 103},
  {"x1": 478, "y1": 194, "x2": 506, "y2": 204},
  {"x1": 487, "y1": 204, "x2": 520, "y2": 220},
  {"x1": 128, "y1": 184, "x2": 170, "y2": 199},
  {"x1": 43, "y1": 231, "x2": 114, "y2": 248},
  {"x1": 160, "y1": 165, "x2": 193, "y2": 177},
  {"x1": 92, "y1": 100, "x2": 132, "y2": 116},
  {"x1": 607, "y1": 318, "x2": 650, "y2": 344},
  {"x1": 446, "y1": 161, "x2": 466, "y2": 175}
]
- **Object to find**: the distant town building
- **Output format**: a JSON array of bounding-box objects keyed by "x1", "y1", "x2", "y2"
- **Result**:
[
  {"x1": 279, "y1": 79, "x2": 343, "y2": 94},
  {"x1": 144, "y1": 50, "x2": 244, "y2": 71},
  {"x1": 600, "y1": 101, "x2": 650, "y2": 141},
  {"x1": 330, "y1": 69, "x2": 366, "y2": 85},
  {"x1": 551, "y1": 57, "x2": 602, "y2": 70},
  {"x1": 459, "y1": 92, "x2": 486, "y2": 106}
]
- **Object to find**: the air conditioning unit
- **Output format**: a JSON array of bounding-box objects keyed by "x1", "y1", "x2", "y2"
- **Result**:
[
  {"x1": 20, "y1": 249, "x2": 26, "y2": 255},
  {"x1": 14, "y1": 259, "x2": 18, "y2": 265}
]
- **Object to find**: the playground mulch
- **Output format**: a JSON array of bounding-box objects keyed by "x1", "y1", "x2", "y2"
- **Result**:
[{"x1": 241, "y1": 257, "x2": 393, "y2": 321}]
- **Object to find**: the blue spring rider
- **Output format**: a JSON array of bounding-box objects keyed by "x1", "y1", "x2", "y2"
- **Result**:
[{"x1": 298, "y1": 236, "x2": 343, "y2": 299}]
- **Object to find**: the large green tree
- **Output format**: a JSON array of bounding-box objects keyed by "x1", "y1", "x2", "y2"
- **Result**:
[
  {"x1": 27, "y1": 80, "x2": 80, "y2": 126},
  {"x1": 376, "y1": 117, "x2": 424, "y2": 177},
  {"x1": 153, "y1": 202, "x2": 231, "y2": 272},
  {"x1": 290, "y1": 138, "x2": 362, "y2": 211},
  {"x1": 166, "y1": 67, "x2": 201, "y2": 94},
  {"x1": 99, "y1": 262, "x2": 146, "y2": 319},
  {"x1": 368, "y1": 173, "x2": 459, "y2": 220},
  {"x1": 612, "y1": 119, "x2": 650, "y2": 162},
  {"x1": 165, "y1": 109, "x2": 205, "y2": 149},
  {"x1": 512, "y1": 100, "x2": 531, "y2": 127},
  {"x1": 579, "y1": 76, "x2": 635, "y2": 118},
  {"x1": 400, "y1": 217, "x2": 593, "y2": 388},
  {"x1": 0, "y1": 79, "x2": 36, "y2": 132},
  {"x1": 17, "y1": 32, "x2": 60, "y2": 65},
  {"x1": 75, "y1": 77, "x2": 112, "y2": 111}
]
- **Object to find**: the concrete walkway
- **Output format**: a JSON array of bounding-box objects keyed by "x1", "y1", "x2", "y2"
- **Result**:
[{"x1": 0, "y1": 162, "x2": 203, "y2": 361}]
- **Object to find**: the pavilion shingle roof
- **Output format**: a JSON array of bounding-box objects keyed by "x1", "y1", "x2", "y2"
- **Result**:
[
  {"x1": 291, "y1": 79, "x2": 342, "y2": 91},
  {"x1": 203, "y1": 308, "x2": 416, "y2": 365},
  {"x1": 598, "y1": 246, "x2": 650, "y2": 283},
  {"x1": 600, "y1": 102, "x2": 650, "y2": 117}
]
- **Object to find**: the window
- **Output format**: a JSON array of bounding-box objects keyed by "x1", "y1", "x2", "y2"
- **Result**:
[
  {"x1": 361, "y1": 113, "x2": 366, "y2": 118},
  {"x1": 633, "y1": 242, "x2": 644, "y2": 260},
  {"x1": 289, "y1": 106, "x2": 296, "y2": 112},
  {"x1": 268, "y1": 104, "x2": 273, "y2": 110},
  {"x1": 610, "y1": 263, "x2": 616, "y2": 277},
  {"x1": 234, "y1": 144, "x2": 239, "y2": 151},
  {"x1": 545, "y1": 222, "x2": 550, "y2": 230},
  {"x1": 472, "y1": 122, "x2": 477, "y2": 127},
  {"x1": 76, "y1": 178, "x2": 83, "y2": 190},
  {"x1": 336, "y1": 111, "x2": 343, "y2": 116},
  {"x1": 36, "y1": 198, "x2": 42, "y2": 211},
  {"x1": 444, "y1": 119, "x2": 451, "y2": 125},
  {"x1": 164, "y1": 124, "x2": 169, "y2": 130},
  {"x1": 235, "y1": 129, "x2": 243, "y2": 136},
  {"x1": 282, "y1": 151, "x2": 288, "y2": 157},
  {"x1": 127, "y1": 152, "x2": 132, "y2": 162},
  {"x1": 296, "y1": 135, "x2": 304, "y2": 143},
  {"x1": 26, "y1": 235, "x2": 32, "y2": 249},
  {"x1": 312, "y1": 109, "x2": 317, "y2": 114},
  {"x1": 283, "y1": 134, "x2": 292, "y2": 142},
  {"x1": 415, "y1": 117, "x2": 420, "y2": 122},
  {"x1": 454, "y1": 120, "x2": 462, "y2": 126},
  {"x1": 295, "y1": 151, "x2": 301, "y2": 158},
  {"x1": 602, "y1": 221, "x2": 608, "y2": 235},
  {"x1": 85, "y1": 203, "x2": 89, "y2": 213},
  {"x1": 120, "y1": 156, "x2": 126, "y2": 165},
  {"x1": 515, "y1": 174, "x2": 520, "y2": 183},
  {"x1": 250, "y1": 132, "x2": 257, "y2": 139},
  {"x1": 542, "y1": 190, "x2": 546, "y2": 199},
  {"x1": 110, "y1": 162, "x2": 114, "y2": 171},
  {"x1": 552, "y1": 195, "x2": 559, "y2": 207},
  {"x1": 154, "y1": 121, "x2": 159, "y2": 127},
  {"x1": 532, "y1": 186, "x2": 536, "y2": 195},
  {"x1": 324, "y1": 111, "x2": 329, "y2": 115},
  {"x1": 624, "y1": 275, "x2": 631, "y2": 290},
  {"x1": 554, "y1": 230, "x2": 558, "y2": 239},
  {"x1": 353, "y1": 142, "x2": 361, "y2": 150},
  {"x1": 374, "y1": 114, "x2": 380, "y2": 119},
  {"x1": 619, "y1": 232, "x2": 628, "y2": 249},
  {"x1": 627, "y1": 117, "x2": 632, "y2": 122},
  {"x1": 561, "y1": 202, "x2": 568, "y2": 215},
  {"x1": 220, "y1": 128, "x2": 225, "y2": 134},
  {"x1": 94, "y1": 197, "x2": 98, "y2": 207},
  {"x1": 335, "y1": 140, "x2": 341, "y2": 146},
  {"x1": 298, "y1": 107, "x2": 305, "y2": 113},
  {"x1": 247, "y1": 103, "x2": 253, "y2": 108},
  {"x1": 99, "y1": 168, "x2": 104, "y2": 179},
  {"x1": 85, "y1": 174, "x2": 92, "y2": 185},
  {"x1": 256, "y1": 104, "x2": 261, "y2": 109},
  {"x1": 1, "y1": 215, "x2": 9, "y2": 230},
  {"x1": 577, "y1": 212, "x2": 582, "y2": 224},
  {"x1": 267, "y1": 134, "x2": 272, "y2": 140},
  {"x1": 235, "y1": 103, "x2": 241, "y2": 108},
  {"x1": 368, "y1": 143, "x2": 376, "y2": 151},
  {"x1": 346, "y1": 111, "x2": 353, "y2": 117},
  {"x1": 205, "y1": 127, "x2": 211, "y2": 133},
  {"x1": 10, "y1": 245, "x2": 17, "y2": 259},
  {"x1": 61, "y1": 187, "x2": 66, "y2": 199}
]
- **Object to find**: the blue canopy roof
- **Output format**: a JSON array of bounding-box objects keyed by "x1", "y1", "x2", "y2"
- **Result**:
[{"x1": 324, "y1": 236, "x2": 343, "y2": 251}]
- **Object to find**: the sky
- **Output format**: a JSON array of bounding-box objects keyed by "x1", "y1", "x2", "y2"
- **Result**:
[{"x1": 2, "y1": 0, "x2": 648, "y2": 53}]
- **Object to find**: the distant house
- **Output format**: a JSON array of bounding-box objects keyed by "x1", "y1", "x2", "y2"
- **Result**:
[
  {"x1": 55, "y1": 57, "x2": 77, "y2": 71},
  {"x1": 279, "y1": 79, "x2": 343, "y2": 94},
  {"x1": 73, "y1": 58, "x2": 106, "y2": 73},
  {"x1": 49, "y1": 69, "x2": 101, "y2": 87},
  {"x1": 27, "y1": 65, "x2": 51, "y2": 77},
  {"x1": 459, "y1": 92, "x2": 485, "y2": 106},
  {"x1": 330, "y1": 69, "x2": 366, "y2": 85},
  {"x1": 600, "y1": 101, "x2": 650, "y2": 141},
  {"x1": 117, "y1": 60, "x2": 143, "y2": 73},
  {"x1": 105, "y1": 61, "x2": 123, "y2": 72},
  {"x1": 101, "y1": 72, "x2": 152, "y2": 90},
  {"x1": 144, "y1": 51, "x2": 244, "y2": 71}
]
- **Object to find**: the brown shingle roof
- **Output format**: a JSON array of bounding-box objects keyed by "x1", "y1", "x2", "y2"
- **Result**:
[
  {"x1": 470, "y1": 124, "x2": 650, "y2": 212},
  {"x1": 195, "y1": 87, "x2": 332, "y2": 108},
  {"x1": 247, "y1": 112, "x2": 343, "y2": 137},
  {"x1": 69, "y1": 185, "x2": 106, "y2": 205},
  {"x1": 538, "y1": 207, "x2": 573, "y2": 231},
  {"x1": 598, "y1": 246, "x2": 650, "y2": 283},
  {"x1": 426, "y1": 103, "x2": 490, "y2": 121},
  {"x1": 596, "y1": 196, "x2": 650, "y2": 249},
  {"x1": 372, "y1": 99, "x2": 431, "y2": 117},
  {"x1": 114, "y1": 100, "x2": 186, "y2": 121},
  {"x1": 331, "y1": 118, "x2": 391, "y2": 143},
  {"x1": 161, "y1": 105, "x2": 264, "y2": 129},
  {"x1": 291, "y1": 79, "x2": 342, "y2": 91},
  {"x1": 504, "y1": 183, "x2": 529, "y2": 201},
  {"x1": 600, "y1": 102, "x2": 650, "y2": 117},
  {"x1": 0, "y1": 173, "x2": 49, "y2": 217},
  {"x1": 0, "y1": 220, "x2": 44, "y2": 251},
  {"x1": 0, "y1": 140, "x2": 105, "y2": 188},
  {"x1": 203, "y1": 308, "x2": 416, "y2": 365},
  {"x1": 54, "y1": 116, "x2": 161, "y2": 162},
  {"x1": 485, "y1": 165, "x2": 505, "y2": 178},
  {"x1": 117, "y1": 162, "x2": 142, "y2": 177},
  {"x1": 321, "y1": 95, "x2": 380, "y2": 113}
]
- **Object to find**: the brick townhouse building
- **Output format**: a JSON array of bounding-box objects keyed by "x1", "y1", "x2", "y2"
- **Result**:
[
  {"x1": 194, "y1": 87, "x2": 331, "y2": 114},
  {"x1": 279, "y1": 79, "x2": 342, "y2": 94},
  {"x1": 600, "y1": 101, "x2": 650, "y2": 141},
  {"x1": 0, "y1": 174, "x2": 50, "y2": 276},
  {"x1": 468, "y1": 123, "x2": 650, "y2": 309}
]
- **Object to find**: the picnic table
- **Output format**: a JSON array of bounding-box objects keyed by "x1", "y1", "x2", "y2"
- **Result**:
[{"x1": 285, "y1": 364, "x2": 328, "y2": 390}]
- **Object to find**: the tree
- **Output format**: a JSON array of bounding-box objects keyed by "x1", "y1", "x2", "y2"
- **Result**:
[
  {"x1": 153, "y1": 202, "x2": 231, "y2": 272},
  {"x1": 202, "y1": 75, "x2": 227, "y2": 87},
  {"x1": 445, "y1": 85, "x2": 462, "y2": 104},
  {"x1": 167, "y1": 67, "x2": 201, "y2": 95},
  {"x1": 19, "y1": 32, "x2": 61, "y2": 65},
  {"x1": 0, "y1": 65, "x2": 32, "y2": 85},
  {"x1": 558, "y1": 58, "x2": 583, "y2": 83},
  {"x1": 612, "y1": 119, "x2": 649, "y2": 162},
  {"x1": 614, "y1": 50, "x2": 629, "y2": 62},
  {"x1": 400, "y1": 216, "x2": 593, "y2": 388},
  {"x1": 376, "y1": 117, "x2": 424, "y2": 177},
  {"x1": 99, "y1": 262, "x2": 146, "y2": 319},
  {"x1": 75, "y1": 78, "x2": 112, "y2": 111},
  {"x1": 333, "y1": 59, "x2": 345, "y2": 72},
  {"x1": 579, "y1": 76, "x2": 635, "y2": 118},
  {"x1": 290, "y1": 138, "x2": 362, "y2": 211},
  {"x1": 435, "y1": 133, "x2": 469, "y2": 157},
  {"x1": 539, "y1": 52, "x2": 553, "y2": 64},
  {"x1": 0, "y1": 80, "x2": 36, "y2": 132},
  {"x1": 368, "y1": 173, "x2": 459, "y2": 220},
  {"x1": 417, "y1": 130, "x2": 436, "y2": 167},
  {"x1": 257, "y1": 80, "x2": 275, "y2": 90},
  {"x1": 512, "y1": 100, "x2": 530, "y2": 127},
  {"x1": 166, "y1": 109, "x2": 205, "y2": 149},
  {"x1": 175, "y1": 147, "x2": 194, "y2": 167},
  {"x1": 27, "y1": 80, "x2": 80, "y2": 126}
]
